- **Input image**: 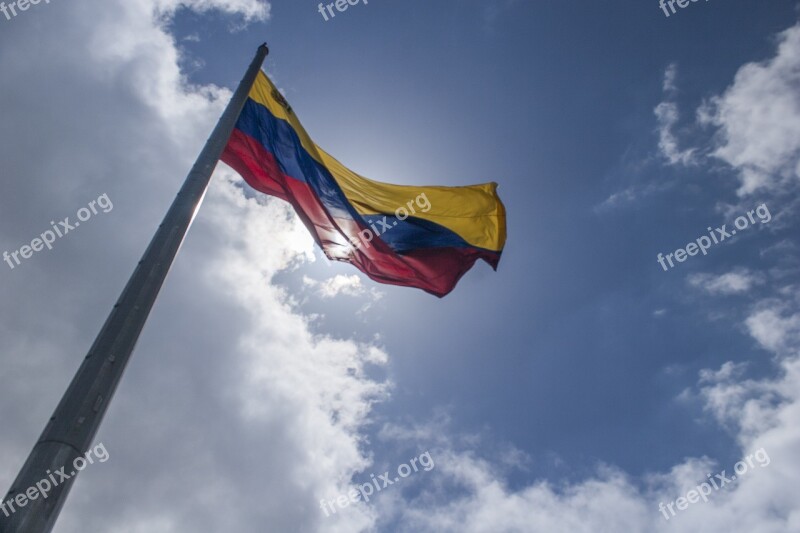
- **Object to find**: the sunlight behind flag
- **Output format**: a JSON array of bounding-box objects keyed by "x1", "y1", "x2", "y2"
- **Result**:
[{"x1": 221, "y1": 70, "x2": 507, "y2": 297}]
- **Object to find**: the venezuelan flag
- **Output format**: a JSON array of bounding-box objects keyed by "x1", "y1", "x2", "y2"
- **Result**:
[{"x1": 221, "y1": 71, "x2": 507, "y2": 297}]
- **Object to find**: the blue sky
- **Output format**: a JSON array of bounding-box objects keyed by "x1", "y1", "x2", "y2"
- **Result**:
[{"x1": 2, "y1": 0, "x2": 800, "y2": 531}]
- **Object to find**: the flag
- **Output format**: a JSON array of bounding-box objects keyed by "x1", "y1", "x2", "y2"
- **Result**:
[{"x1": 221, "y1": 70, "x2": 507, "y2": 297}]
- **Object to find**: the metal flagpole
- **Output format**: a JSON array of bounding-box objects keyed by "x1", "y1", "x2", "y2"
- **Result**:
[{"x1": 0, "y1": 43, "x2": 269, "y2": 533}]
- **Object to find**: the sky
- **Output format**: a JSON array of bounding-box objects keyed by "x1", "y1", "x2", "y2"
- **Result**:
[{"x1": 1, "y1": 0, "x2": 800, "y2": 532}]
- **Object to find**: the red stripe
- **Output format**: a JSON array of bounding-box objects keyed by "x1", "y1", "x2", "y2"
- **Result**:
[{"x1": 222, "y1": 130, "x2": 499, "y2": 297}]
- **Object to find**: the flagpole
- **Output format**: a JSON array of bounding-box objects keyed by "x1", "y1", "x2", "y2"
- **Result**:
[{"x1": 0, "y1": 43, "x2": 269, "y2": 533}]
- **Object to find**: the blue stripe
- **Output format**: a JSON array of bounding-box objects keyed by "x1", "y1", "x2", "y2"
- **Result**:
[
  {"x1": 360, "y1": 214, "x2": 475, "y2": 252},
  {"x1": 235, "y1": 99, "x2": 357, "y2": 220}
]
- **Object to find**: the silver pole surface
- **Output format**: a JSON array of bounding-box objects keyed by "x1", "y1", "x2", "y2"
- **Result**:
[{"x1": 0, "y1": 43, "x2": 269, "y2": 533}]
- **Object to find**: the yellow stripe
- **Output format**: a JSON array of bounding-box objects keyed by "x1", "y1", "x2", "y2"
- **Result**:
[
  {"x1": 317, "y1": 148, "x2": 506, "y2": 252},
  {"x1": 247, "y1": 72, "x2": 506, "y2": 252}
]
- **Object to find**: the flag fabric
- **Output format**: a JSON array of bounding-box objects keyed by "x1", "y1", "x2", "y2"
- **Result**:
[{"x1": 221, "y1": 70, "x2": 507, "y2": 297}]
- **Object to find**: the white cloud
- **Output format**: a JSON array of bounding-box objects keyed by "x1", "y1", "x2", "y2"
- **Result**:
[
  {"x1": 688, "y1": 269, "x2": 765, "y2": 295},
  {"x1": 663, "y1": 62, "x2": 679, "y2": 94},
  {"x1": 655, "y1": 65, "x2": 696, "y2": 166},
  {"x1": 304, "y1": 274, "x2": 367, "y2": 298},
  {"x1": 154, "y1": 0, "x2": 270, "y2": 21},
  {"x1": 653, "y1": 24, "x2": 800, "y2": 197},
  {"x1": 595, "y1": 182, "x2": 666, "y2": 212},
  {"x1": 700, "y1": 24, "x2": 800, "y2": 195},
  {"x1": 655, "y1": 101, "x2": 696, "y2": 166},
  {"x1": 745, "y1": 306, "x2": 800, "y2": 354}
]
